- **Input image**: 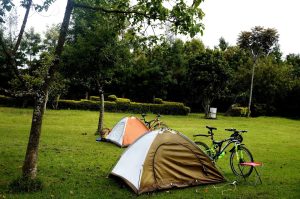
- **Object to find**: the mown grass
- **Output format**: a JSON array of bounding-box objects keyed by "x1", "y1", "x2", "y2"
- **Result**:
[{"x1": 0, "y1": 107, "x2": 299, "y2": 198}]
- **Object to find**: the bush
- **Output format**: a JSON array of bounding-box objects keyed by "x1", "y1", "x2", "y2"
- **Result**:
[
  {"x1": 9, "y1": 177, "x2": 43, "y2": 193},
  {"x1": 0, "y1": 95, "x2": 15, "y2": 106},
  {"x1": 90, "y1": 96, "x2": 100, "y2": 101},
  {"x1": 116, "y1": 98, "x2": 131, "y2": 103},
  {"x1": 107, "y1": 95, "x2": 117, "y2": 102},
  {"x1": 252, "y1": 103, "x2": 276, "y2": 117},
  {"x1": 225, "y1": 104, "x2": 249, "y2": 117},
  {"x1": 153, "y1": 98, "x2": 163, "y2": 104}
]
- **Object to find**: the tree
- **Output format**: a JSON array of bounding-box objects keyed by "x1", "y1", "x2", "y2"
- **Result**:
[
  {"x1": 249, "y1": 56, "x2": 293, "y2": 115},
  {"x1": 281, "y1": 53, "x2": 300, "y2": 116},
  {"x1": 0, "y1": 0, "x2": 14, "y2": 23},
  {"x1": 218, "y1": 37, "x2": 229, "y2": 51},
  {"x1": 0, "y1": 0, "x2": 72, "y2": 182},
  {"x1": 163, "y1": 39, "x2": 186, "y2": 101},
  {"x1": 286, "y1": 53, "x2": 300, "y2": 77},
  {"x1": 187, "y1": 49, "x2": 231, "y2": 117},
  {"x1": 237, "y1": 26, "x2": 279, "y2": 117},
  {"x1": 19, "y1": 28, "x2": 43, "y2": 65},
  {"x1": 184, "y1": 38, "x2": 205, "y2": 59},
  {"x1": 42, "y1": 25, "x2": 67, "y2": 110},
  {"x1": 222, "y1": 46, "x2": 252, "y2": 106},
  {"x1": 1, "y1": 0, "x2": 206, "y2": 183},
  {"x1": 62, "y1": 3, "x2": 128, "y2": 136}
]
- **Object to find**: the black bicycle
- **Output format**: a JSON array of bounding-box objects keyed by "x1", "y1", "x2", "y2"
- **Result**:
[{"x1": 193, "y1": 126, "x2": 254, "y2": 177}]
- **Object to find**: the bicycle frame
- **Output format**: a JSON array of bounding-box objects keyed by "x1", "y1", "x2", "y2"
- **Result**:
[
  {"x1": 140, "y1": 114, "x2": 162, "y2": 130},
  {"x1": 195, "y1": 132, "x2": 243, "y2": 161},
  {"x1": 194, "y1": 127, "x2": 253, "y2": 177},
  {"x1": 215, "y1": 140, "x2": 243, "y2": 159}
]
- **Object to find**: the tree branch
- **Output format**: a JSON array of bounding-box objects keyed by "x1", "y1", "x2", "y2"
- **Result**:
[
  {"x1": 0, "y1": 35, "x2": 26, "y2": 86},
  {"x1": 13, "y1": 0, "x2": 33, "y2": 54},
  {"x1": 0, "y1": 0, "x2": 33, "y2": 88},
  {"x1": 43, "y1": 0, "x2": 74, "y2": 90},
  {"x1": 73, "y1": 3, "x2": 152, "y2": 19}
]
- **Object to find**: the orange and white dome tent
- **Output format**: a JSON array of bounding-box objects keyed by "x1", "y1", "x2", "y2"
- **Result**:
[
  {"x1": 110, "y1": 128, "x2": 225, "y2": 194},
  {"x1": 106, "y1": 116, "x2": 149, "y2": 147}
]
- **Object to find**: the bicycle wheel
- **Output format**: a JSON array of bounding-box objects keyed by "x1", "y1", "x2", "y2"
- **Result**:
[
  {"x1": 230, "y1": 145, "x2": 254, "y2": 177},
  {"x1": 195, "y1": 141, "x2": 213, "y2": 158}
]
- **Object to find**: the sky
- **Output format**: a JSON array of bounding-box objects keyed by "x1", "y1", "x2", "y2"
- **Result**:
[{"x1": 18, "y1": 0, "x2": 300, "y2": 57}]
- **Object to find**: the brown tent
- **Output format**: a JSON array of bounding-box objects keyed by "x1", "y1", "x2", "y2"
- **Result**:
[{"x1": 110, "y1": 128, "x2": 225, "y2": 194}]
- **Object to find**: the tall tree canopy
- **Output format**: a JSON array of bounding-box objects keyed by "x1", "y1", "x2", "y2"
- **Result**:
[
  {"x1": 237, "y1": 26, "x2": 279, "y2": 57},
  {"x1": 237, "y1": 26, "x2": 279, "y2": 117}
]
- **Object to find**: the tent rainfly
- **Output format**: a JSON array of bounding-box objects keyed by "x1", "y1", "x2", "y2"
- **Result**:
[
  {"x1": 110, "y1": 128, "x2": 225, "y2": 194},
  {"x1": 106, "y1": 116, "x2": 149, "y2": 147}
]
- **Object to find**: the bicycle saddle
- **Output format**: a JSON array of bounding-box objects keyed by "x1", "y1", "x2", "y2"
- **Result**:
[{"x1": 206, "y1": 126, "x2": 217, "y2": 131}]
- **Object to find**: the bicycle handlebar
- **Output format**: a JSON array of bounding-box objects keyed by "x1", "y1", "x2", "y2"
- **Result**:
[
  {"x1": 225, "y1": 128, "x2": 236, "y2": 131},
  {"x1": 225, "y1": 128, "x2": 248, "y2": 133}
]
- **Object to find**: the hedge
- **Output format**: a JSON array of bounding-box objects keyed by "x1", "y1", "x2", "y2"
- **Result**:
[
  {"x1": 90, "y1": 96, "x2": 100, "y2": 101},
  {"x1": 0, "y1": 95, "x2": 15, "y2": 106},
  {"x1": 0, "y1": 95, "x2": 33, "y2": 107},
  {"x1": 0, "y1": 95, "x2": 190, "y2": 115},
  {"x1": 58, "y1": 99, "x2": 190, "y2": 115}
]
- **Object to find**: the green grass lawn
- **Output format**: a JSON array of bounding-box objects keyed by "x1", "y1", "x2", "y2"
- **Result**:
[{"x1": 0, "y1": 107, "x2": 299, "y2": 198}]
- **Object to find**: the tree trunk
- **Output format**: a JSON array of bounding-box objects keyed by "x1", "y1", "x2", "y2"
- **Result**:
[
  {"x1": 202, "y1": 97, "x2": 211, "y2": 118},
  {"x1": 22, "y1": 0, "x2": 74, "y2": 179},
  {"x1": 22, "y1": 91, "x2": 46, "y2": 179},
  {"x1": 247, "y1": 57, "x2": 258, "y2": 117},
  {"x1": 53, "y1": 94, "x2": 60, "y2": 109},
  {"x1": 44, "y1": 90, "x2": 49, "y2": 111},
  {"x1": 97, "y1": 87, "x2": 104, "y2": 137}
]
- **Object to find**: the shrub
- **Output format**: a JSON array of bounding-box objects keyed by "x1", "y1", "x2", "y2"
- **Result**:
[
  {"x1": 90, "y1": 96, "x2": 100, "y2": 101},
  {"x1": 252, "y1": 103, "x2": 276, "y2": 116},
  {"x1": 116, "y1": 98, "x2": 131, "y2": 103},
  {"x1": 225, "y1": 104, "x2": 249, "y2": 117},
  {"x1": 153, "y1": 98, "x2": 163, "y2": 104},
  {"x1": 0, "y1": 95, "x2": 15, "y2": 106},
  {"x1": 107, "y1": 95, "x2": 117, "y2": 102}
]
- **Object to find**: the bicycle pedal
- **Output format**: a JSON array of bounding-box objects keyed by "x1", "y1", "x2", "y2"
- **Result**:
[{"x1": 231, "y1": 180, "x2": 237, "y2": 185}]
